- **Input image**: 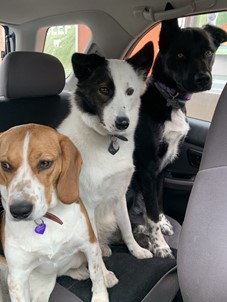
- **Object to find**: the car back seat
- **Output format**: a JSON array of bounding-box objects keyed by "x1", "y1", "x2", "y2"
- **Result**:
[{"x1": 0, "y1": 51, "x2": 181, "y2": 302}]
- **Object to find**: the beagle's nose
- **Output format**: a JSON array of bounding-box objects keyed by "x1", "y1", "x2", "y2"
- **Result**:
[{"x1": 10, "y1": 201, "x2": 33, "y2": 219}]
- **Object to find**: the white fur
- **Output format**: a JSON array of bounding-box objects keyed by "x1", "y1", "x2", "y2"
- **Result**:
[
  {"x1": 58, "y1": 59, "x2": 152, "y2": 259},
  {"x1": 159, "y1": 109, "x2": 190, "y2": 172},
  {"x1": 1, "y1": 130, "x2": 116, "y2": 302}
]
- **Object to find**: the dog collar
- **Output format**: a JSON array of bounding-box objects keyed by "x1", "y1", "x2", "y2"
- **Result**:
[
  {"x1": 34, "y1": 212, "x2": 63, "y2": 235},
  {"x1": 148, "y1": 77, "x2": 192, "y2": 109},
  {"x1": 108, "y1": 134, "x2": 128, "y2": 155}
]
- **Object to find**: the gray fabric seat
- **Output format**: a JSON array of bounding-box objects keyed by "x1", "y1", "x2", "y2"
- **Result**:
[
  {"x1": 0, "y1": 51, "x2": 181, "y2": 302},
  {"x1": 178, "y1": 83, "x2": 227, "y2": 302}
]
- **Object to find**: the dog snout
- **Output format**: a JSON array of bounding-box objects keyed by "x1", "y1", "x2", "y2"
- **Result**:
[
  {"x1": 10, "y1": 201, "x2": 33, "y2": 220},
  {"x1": 194, "y1": 72, "x2": 211, "y2": 88},
  {"x1": 115, "y1": 116, "x2": 129, "y2": 130}
]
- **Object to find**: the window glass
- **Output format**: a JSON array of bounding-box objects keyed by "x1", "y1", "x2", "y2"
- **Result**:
[
  {"x1": 44, "y1": 24, "x2": 92, "y2": 77},
  {"x1": 129, "y1": 12, "x2": 227, "y2": 122},
  {"x1": 0, "y1": 26, "x2": 5, "y2": 63}
]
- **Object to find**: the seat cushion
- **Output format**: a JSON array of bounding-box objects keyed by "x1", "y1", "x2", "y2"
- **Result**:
[{"x1": 57, "y1": 244, "x2": 178, "y2": 302}]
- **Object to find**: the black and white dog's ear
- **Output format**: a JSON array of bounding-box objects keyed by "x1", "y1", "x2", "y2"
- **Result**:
[
  {"x1": 71, "y1": 53, "x2": 106, "y2": 81},
  {"x1": 203, "y1": 24, "x2": 227, "y2": 48},
  {"x1": 159, "y1": 3, "x2": 180, "y2": 52},
  {"x1": 126, "y1": 42, "x2": 154, "y2": 80}
]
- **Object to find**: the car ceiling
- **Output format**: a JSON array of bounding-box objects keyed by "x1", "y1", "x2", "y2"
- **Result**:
[{"x1": 0, "y1": 0, "x2": 226, "y2": 32}]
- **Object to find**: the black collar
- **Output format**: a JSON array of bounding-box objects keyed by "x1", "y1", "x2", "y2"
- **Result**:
[{"x1": 148, "y1": 77, "x2": 192, "y2": 110}]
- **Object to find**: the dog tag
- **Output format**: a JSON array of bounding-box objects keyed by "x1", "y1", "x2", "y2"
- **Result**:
[
  {"x1": 34, "y1": 222, "x2": 46, "y2": 235},
  {"x1": 108, "y1": 137, "x2": 119, "y2": 155},
  {"x1": 35, "y1": 223, "x2": 46, "y2": 234}
]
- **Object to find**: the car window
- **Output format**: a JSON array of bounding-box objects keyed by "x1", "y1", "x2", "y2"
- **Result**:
[
  {"x1": 44, "y1": 24, "x2": 92, "y2": 77},
  {"x1": 129, "y1": 12, "x2": 227, "y2": 122},
  {"x1": 0, "y1": 26, "x2": 6, "y2": 63}
]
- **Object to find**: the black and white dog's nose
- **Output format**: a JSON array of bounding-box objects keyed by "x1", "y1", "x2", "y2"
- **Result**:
[
  {"x1": 115, "y1": 116, "x2": 129, "y2": 130},
  {"x1": 10, "y1": 201, "x2": 33, "y2": 219}
]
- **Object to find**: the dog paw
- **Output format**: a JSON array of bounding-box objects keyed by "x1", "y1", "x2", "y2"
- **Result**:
[
  {"x1": 159, "y1": 213, "x2": 174, "y2": 236},
  {"x1": 101, "y1": 245, "x2": 112, "y2": 257},
  {"x1": 104, "y1": 270, "x2": 119, "y2": 288},
  {"x1": 91, "y1": 292, "x2": 109, "y2": 302},
  {"x1": 129, "y1": 243, "x2": 153, "y2": 259},
  {"x1": 153, "y1": 246, "x2": 174, "y2": 259},
  {"x1": 65, "y1": 264, "x2": 90, "y2": 280}
]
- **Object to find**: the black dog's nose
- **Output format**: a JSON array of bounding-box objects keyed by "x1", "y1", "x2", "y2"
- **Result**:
[
  {"x1": 115, "y1": 117, "x2": 129, "y2": 130},
  {"x1": 194, "y1": 72, "x2": 211, "y2": 87},
  {"x1": 10, "y1": 201, "x2": 33, "y2": 219}
]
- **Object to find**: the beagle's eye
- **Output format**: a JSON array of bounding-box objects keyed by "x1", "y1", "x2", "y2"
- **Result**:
[
  {"x1": 99, "y1": 86, "x2": 110, "y2": 96},
  {"x1": 37, "y1": 160, "x2": 53, "y2": 171},
  {"x1": 177, "y1": 53, "x2": 185, "y2": 59},
  {"x1": 205, "y1": 50, "x2": 213, "y2": 57},
  {"x1": 0, "y1": 162, "x2": 13, "y2": 172},
  {"x1": 126, "y1": 87, "x2": 134, "y2": 96}
]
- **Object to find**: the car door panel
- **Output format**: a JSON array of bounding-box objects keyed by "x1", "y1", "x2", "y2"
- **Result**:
[{"x1": 163, "y1": 117, "x2": 210, "y2": 224}]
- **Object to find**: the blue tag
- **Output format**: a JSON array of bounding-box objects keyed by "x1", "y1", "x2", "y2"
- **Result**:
[{"x1": 35, "y1": 223, "x2": 46, "y2": 235}]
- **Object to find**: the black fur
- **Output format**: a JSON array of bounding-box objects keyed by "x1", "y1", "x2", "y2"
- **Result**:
[
  {"x1": 71, "y1": 53, "x2": 115, "y2": 118},
  {"x1": 127, "y1": 9, "x2": 227, "y2": 258}
]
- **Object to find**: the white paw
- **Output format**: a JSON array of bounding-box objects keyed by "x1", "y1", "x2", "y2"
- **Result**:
[
  {"x1": 129, "y1": 244, "x2": 153, "y2": 259},
  {"x1": 101, "y1": 245, "x2": 112, "y2": 257},
  {"x1": 153, "y1": 245, "x2": 174, "y2": 259},
  {"x1": 91, "y1": 291, "x2": 109, "y2": 302},
  {"x1": 159, "y1": 214, "x2": 174, "y2": 236},
  {"x1": 65, "y1": 264, "x2": 90, "y2": 280},
  {"x1": 104, "y1": 270, "x2": 119, "y2": 288}
]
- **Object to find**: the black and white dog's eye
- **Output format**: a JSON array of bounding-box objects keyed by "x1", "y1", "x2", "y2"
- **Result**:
[
  {"x1": 1, "y1": 162, "x2": 13, "y2": 172},
  {"x1": 37, "y1": 160, "x2": 53, "y2": 171},
  {"x1": 126, "y1": 87, "x2": 134, "y2": 96},
  {"x1": 99, "y1": 86, "x2": 109, "y2": 95},
  {"x1": 205, "y1": 50, "x2": 213, "y2": 57},
  {"x1": 177, "y1": 53, "x2": 185, "y2": 59}
]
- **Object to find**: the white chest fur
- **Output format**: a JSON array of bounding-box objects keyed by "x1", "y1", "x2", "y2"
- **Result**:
[
  {"x1": 58, "y1": 105, "x2": 135, "y2": 209},
  {"x1": 159, "y1": 109, "x2": 190, "y2": 172}
]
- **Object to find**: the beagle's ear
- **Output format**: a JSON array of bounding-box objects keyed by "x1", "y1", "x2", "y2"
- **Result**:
[{"x1": 57, "y1": 135, "x2": 82, "y2": 204}]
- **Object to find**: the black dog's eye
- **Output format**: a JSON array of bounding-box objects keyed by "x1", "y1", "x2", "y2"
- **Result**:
[
  {"x1": 1, "y1": 162, "x2": 13, "y2": 172},
  {"x1": 99, "y1": 86, "x2": 110, "y2": 96},
  {"x1": 126, "y1": 87, "x2": 134, "y2": 96},
  {"x1": 37, "y1": 160, "x2": 53, "y2": 171},
  {"x1": 205, "y1": 50, "x2": 213, "y2": 57},
  {"x1": 177, "y1": 53, "x2": 185, "y2": 59}
]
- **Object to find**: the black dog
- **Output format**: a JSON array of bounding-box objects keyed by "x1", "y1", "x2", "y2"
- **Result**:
[{"x1": 127, "y1": 11, "x2": 227, "y2": 258}]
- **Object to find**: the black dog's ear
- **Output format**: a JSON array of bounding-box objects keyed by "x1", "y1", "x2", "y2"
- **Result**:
[
  {"x1": 126, "y1": 42, "x2": 154, "y2": 80},
  {"x1": 203, "y1": 24, "x2": 227, "y2": 48},
  {"x1": 159, "y1": 4, "x2": 180, "y2": 52},
  {"x1": 165, "y1": 2, "x2": 174, "y2": 10},
  {"x1": 71, "y1": 53, "x2": 106, "y2": 81}
]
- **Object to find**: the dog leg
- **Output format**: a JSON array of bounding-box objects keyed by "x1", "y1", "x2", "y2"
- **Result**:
[
  {"x1": 62, "y1": 252, "x2": 90, "y2": 280},
  {"x1": 157, "y1": 172, "x2": 174, "y2": 236},
  {"x1": 115, "y1": 196, "x2": 153, "y2": 259},
  {"x1": 159, "y1": 213, "x2": 174, "y2": 236},
  {"x1": 65, "y1": 263, "x2": 90, "y2": 280},
  {"x1": 148, "y1": 219, "x2": 174, "y2": 259},
  {"x1": 83, "y1": 243, "x2": 111, "y2": 302},
  {"x1": 29, "y1": 271, "x2": 56, "y2": 302},
  {"x1": 7, "y1": 270, "x2": 30, "y2": 302}
]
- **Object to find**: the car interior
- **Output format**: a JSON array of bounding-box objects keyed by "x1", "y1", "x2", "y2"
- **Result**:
[{"x1": 0, "y1": 0, "x2": 226, "y2": 301}]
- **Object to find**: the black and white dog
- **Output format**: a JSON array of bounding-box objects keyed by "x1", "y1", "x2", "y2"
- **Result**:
[
  {"x1": 127, "y1": 13, "x2": 227, "y2": 258},
  {"x1": 58, "y1": 43, "x2": 154, "y2": 263}
]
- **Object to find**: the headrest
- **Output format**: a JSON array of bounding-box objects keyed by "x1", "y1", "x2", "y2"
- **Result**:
[{"x1": 0, "y1": 51, "x2": 65, "y2": 98}]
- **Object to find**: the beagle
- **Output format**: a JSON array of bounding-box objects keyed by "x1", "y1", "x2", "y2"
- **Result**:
[{"x1": 0, "y1": 124, "x2": 117, "y2": 302}]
